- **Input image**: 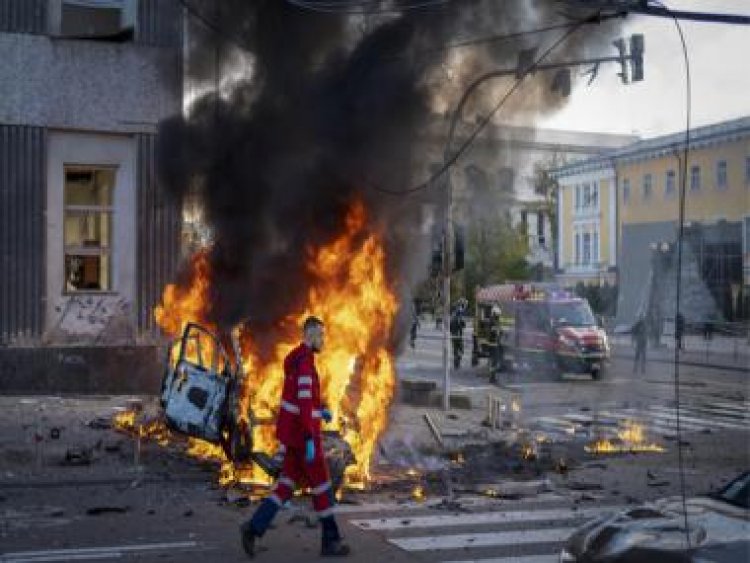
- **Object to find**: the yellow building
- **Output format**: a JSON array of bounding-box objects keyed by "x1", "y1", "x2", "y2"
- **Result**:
[
  {"x1": 555, "y1": 116, "x2": 750, "y2": 325},
  {"x1": 554, "y1": 159, "x2": 619, "y2": 287}
]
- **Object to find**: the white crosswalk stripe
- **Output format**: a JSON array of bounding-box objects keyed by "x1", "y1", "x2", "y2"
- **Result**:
[
  {"x1": 389, "y1": 527, "x2": 578, "y2": 551},
  {"x1": 443, "y1": 557, "x2": 559, "y2": 563},
  {"x1": 530, "y1": 399, "x2": 749, "y2": 438},
  {"x1": 345, "y1": 498, "x2": 621, "y2": 562}
]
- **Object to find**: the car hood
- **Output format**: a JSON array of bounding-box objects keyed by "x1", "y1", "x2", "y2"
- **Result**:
[{"x1": 564, "y1": 497, "x2": 749, "y2": 562}]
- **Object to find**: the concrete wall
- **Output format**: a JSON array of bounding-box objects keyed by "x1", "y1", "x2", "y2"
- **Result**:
[
  {"x1": 0, "y1": 32, "x2": 180, "y2": 133},
  {"x1": 0, "y1": 125, "x2": 46, "y2": 345},
  {"x1": 45, "y1": 131, "x2": 137, "y2": 345},
  {"x1": 0, "y1": 345, "x2": 165, "y2": 394}
]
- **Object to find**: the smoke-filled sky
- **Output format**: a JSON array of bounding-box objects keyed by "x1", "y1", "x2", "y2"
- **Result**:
[{"x1": 159, "y1": 0, "x2": 624, "y2": 354}]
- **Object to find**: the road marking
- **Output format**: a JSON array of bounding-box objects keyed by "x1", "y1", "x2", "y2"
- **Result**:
[
  {"x1": 443, "y1": 555, "x2": 559, "y2": 563},
  {"x1": 683, "y1": 403, "x2": 750, "y2": 421},
  {"x1": 645, "y1": 406, "x2": 748, "y2": 430},
  {"x1": 350, "y1": 506, "x2": 620, "y2": 531},
  {"x1": 1, "y1": 541, "x2": 199, "y2": 563},
  {"x1": 389, "y1": 527, "x2": 577, "y2": 551},
  {"x1": 336, "y1": 494, "x2": 566, "y2": 515}
]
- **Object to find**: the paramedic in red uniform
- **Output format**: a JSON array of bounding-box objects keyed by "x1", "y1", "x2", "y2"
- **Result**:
[{"x1": 240, "y1": 316, "x2": 350, "y2": 558}]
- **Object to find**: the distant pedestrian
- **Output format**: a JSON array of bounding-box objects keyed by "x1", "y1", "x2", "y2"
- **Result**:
[
  {"x1": 675, "y1": 313, "x2": 685, "y2": 350},
  {"x1": 410, "y1": 303, "x2": 420, "y2": 349},
  {"x1": 632, "y1": 317, "x2": 647, "y2": 374},
  {"x1": 703, "y1": 314, "x2": 715, "y2": 341}
]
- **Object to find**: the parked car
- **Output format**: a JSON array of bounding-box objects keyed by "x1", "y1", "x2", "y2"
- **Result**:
[{"x1": 560, "y1": 471, "x2": 750, "y2": 562}]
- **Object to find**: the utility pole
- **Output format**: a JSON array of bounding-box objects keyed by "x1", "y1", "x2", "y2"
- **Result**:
[{"x1": 438, "y1": 35, "x2": 644, "y2": 410}]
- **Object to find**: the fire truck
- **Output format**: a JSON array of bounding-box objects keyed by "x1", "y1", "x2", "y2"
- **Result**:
[{"x1": 471, "y1": 284, "x2": 610, "y2": 379}]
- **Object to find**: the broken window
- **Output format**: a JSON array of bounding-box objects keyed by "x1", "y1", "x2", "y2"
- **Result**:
[
  {"x1": 58, "y1": 0, "x2": 136, "y2": 41},
  {"x1": 64, "y1": 167, "x2": 114, "y2": 292}
]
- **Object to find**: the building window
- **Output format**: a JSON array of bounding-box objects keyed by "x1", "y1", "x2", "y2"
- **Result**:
[
  {"x1": 690, "y1": 165, "x2": 701, "y2": 191},
  {"x1": 59, "y1": 0, "x2": 136, "y2": 41},
  {"x1": 642, "y1": 173, "x2": 653, "y2": 200},
  {"x1": 665, "y1": 169, "x2": 676, "y2": 197},
  {"x1": 622, "y1": 178, "x2": 630, "y2": 204},
  {"x1": 590, "y1": 183, "x2": 599, "y2": 209},
  {"x1": 575, "y1": 185, "x2": 581, "y2": 210},
  {"x1": 745, "y1": 156, "x2": 750, "y2": 185},
  {"x1": 583, "y1": 184, "x2": 591, "y2": 208},
  {"x1": 716, "y1": 160, "x2": 728, "y2": 190},
  {"x1": 582, "y1": 232, "x2": 591, "y2": 265},
  {"x1": 64, "y1": 167, "x2": 114, "y2": 292},
  {"x1": 575, "y1": 233, "x2": 581, "y2": 265}
]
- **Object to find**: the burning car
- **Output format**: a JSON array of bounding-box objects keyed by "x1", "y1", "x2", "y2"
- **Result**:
[
  {"x1": 160, "y1": 322, "x2": 354, "y2": 485},
  {"x1": 560, "y1": 471, "x2": 750, "y2": 562}
]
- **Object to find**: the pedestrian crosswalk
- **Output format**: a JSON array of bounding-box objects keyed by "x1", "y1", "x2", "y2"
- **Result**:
[
  {"x1": 530, "y1": 399, "x2": 749, "y2": 438},
  {"x1": 343, "y1": 497, "x2": 621, "y2": 562}
]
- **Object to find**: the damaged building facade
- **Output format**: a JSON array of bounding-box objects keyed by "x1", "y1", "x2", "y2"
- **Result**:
[
  {"x1": 416, "y1": 119, "x2": 635, "y2": 278},
  {"x1": 0, "y1": 0, "x2": 182, "y2": 392}
]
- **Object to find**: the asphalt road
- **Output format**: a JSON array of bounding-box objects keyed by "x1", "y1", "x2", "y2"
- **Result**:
[{"x1": 0, "y1": 327, "x2": 747, "y2": 563}]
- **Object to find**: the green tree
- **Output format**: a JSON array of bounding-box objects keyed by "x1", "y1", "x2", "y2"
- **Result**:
[
  {"x1": 532, "y1": 152, "x2": 566, "y2": 269},
  {"x1": 456, "y1": 214, "x2": 529, "y2": 306}
]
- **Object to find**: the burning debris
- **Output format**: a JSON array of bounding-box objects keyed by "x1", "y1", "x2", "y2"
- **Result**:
[{"x1": 585, "y1": 421, "x2": 666, "y2": 455}]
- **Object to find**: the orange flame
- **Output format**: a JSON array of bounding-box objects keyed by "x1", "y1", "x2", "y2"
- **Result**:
[
  {"x1": 585, "y1": 421, "x2": 665, "y2": 454},
  {"x1": 154, "y1": 201, "x2": 398, "y2": 487}
]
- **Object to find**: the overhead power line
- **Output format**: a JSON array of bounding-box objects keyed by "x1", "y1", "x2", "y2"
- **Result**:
[{"x1": 285, "y1": 0, "x2": 456, "y2": 14}]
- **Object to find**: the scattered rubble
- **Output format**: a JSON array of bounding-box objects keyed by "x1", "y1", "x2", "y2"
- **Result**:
[{"x1": 86, "y1": 506, "x2": 130, "y2": 515}]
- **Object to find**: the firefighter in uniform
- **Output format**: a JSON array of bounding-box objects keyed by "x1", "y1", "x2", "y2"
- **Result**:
[{"x1": 240, "y1": 316, "x2": 350, "y2": 558}]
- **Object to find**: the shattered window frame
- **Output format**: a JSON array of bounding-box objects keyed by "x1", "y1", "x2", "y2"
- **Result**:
[
  {"x1": 63, "y1": 165, "x2": 115, "y2": 294},
  {"x1": 55, "y1": 0, "x2": 137, "y2": 41}
]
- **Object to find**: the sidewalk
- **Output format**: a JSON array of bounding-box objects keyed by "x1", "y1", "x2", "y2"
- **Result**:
[{"x1": 610, "y1": 334, "x2": 749, "y2": 373}]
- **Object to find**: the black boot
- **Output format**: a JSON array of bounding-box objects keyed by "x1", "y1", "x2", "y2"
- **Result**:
[
  {"x1": 239, "y1": 520, "x2": 258, "y2": 558},
  {"x1": 320, "y1": 516, "x2": 350, "y2": 557},
  {"x1": 240, "y1": 497, "x2": 280, "y2": 558}
]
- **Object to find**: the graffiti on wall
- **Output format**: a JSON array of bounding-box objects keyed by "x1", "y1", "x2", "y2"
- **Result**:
[{"x1": 47, "y1": 295, "x2": 134, "y2": 345}]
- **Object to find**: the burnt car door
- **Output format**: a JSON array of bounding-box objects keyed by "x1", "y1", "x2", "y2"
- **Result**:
[{"x1": 161, "y1": 322, "x2": 232, "y2": 443}]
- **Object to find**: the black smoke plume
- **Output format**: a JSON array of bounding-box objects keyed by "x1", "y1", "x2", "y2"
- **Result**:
[{"x1": 158, "y1": 0, "x2": 620, "y2": 355}]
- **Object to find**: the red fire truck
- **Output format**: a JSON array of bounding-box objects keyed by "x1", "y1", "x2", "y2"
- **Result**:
[{"x1": 471, "y1": 284, "x2": 610, "y2": 379}]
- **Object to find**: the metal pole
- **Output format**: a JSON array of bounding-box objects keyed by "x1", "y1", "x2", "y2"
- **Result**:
[{"x1": 442, "y1": 191, "x2": 453, "y2": 411}]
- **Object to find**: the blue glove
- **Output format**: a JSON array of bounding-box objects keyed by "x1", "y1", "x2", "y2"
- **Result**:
[
  {"x1": 321, "y1": 408, "x2": 333, "y2": 424},
  {"x1": 305, "y1": 438, "x2": 315, "y2": 463}
]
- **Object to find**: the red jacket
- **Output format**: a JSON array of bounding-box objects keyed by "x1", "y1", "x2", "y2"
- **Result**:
[{"x1": 276, "y1": 343, "x2": 323, "y2": 448}]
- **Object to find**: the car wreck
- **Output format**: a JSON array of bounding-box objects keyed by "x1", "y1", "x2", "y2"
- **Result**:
[
  {"x1": 561, "y1": 471, "x2": 750, "y2": 562},
  {"x1": 159, "y1": 322, "x2": 355, "y2": 488}
]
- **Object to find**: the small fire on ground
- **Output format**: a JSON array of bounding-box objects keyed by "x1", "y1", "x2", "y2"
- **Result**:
[{"x1": 585, "y1": 421, "x2": 665, "y2": 454}]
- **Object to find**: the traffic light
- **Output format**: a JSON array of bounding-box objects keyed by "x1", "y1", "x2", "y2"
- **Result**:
[
  {"x1": 453, "y1": 225, "x2": 465, "y2": 272},
  {"x1": 612, "y1": 38, "x2": 629, "y2": 84},
  {"x1": 430, "y1": 230, "x2": 443, "y2": 277},
  {"x1": 630, "y1": 34, "x2": 644, "y2": 82},
  {"x1": 551, "y1": 68, "x2": 571, "y2": 97},
  {"x1": 515, "y1": 47, "x2": 538, "y2": 79}
]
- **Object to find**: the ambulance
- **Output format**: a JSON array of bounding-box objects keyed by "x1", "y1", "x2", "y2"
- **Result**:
[{"x1": 471, "y1": 283, "x2": 610, "y2": 379}]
